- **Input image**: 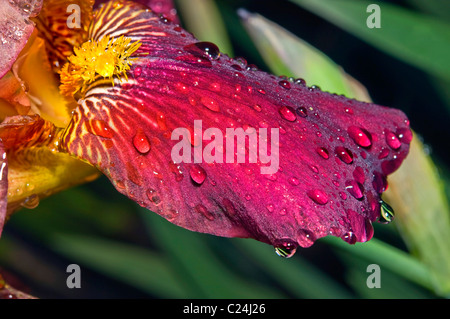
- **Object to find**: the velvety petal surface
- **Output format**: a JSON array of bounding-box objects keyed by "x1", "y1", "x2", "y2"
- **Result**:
[{"x1": 61, "y1": 1, "x2": 411, "y2": 250}]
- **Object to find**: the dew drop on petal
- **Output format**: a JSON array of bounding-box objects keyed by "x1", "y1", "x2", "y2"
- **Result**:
[
  {"x1": 295, "y1": 106, "x2": 308, "y2": 118},
  {"x1": 274, "y1": 238, "x2": 298, "y2": 258},
  {"x1": 345, "y1": 180, "x2": 364, "y2": 200},
  {"x1": 278, "y1": 106, "x2": 297, "y2": 122},
  {"x1": 348, "y1": 126, "x2": 372, "y2": 147},
  {"x1": 278, "y1": 80, "x2": 291, "y2": 89},
  {"x1": 183, "y1": 41, "x2": 220, "y2": 60},
  {"x1": 385, "y1": 130, "x2": 402, "y2": 150},
  {"x1": 341, "y1": 231, "x2": 357, "y2": 244},
  {"x1": 195, "y1": 204, "x2": 215, "y2": 221},
  {"x1": 335, "y1": 147, "x2": 354, "y2": 164},
  {"x1": 190, "y1": 164, "x2": 207, "y2": 185},
  {"x1": 146, "y1": 188, "x2": 162, "y2": 206},
  {"x1": 85, "y1": 120, "x2": 114, "y2": 138},
  {"x1": 133, "y1": 129, "x2": 151, "y2": 154},
  {"x1": 379, "y1": 200, "x2": 395, "y2": 224},
  {"x1": 316, "y1": 147, "x2": 329, "y2": 159},
  {"x1": 307, "y1": 189, "x2": 329, "y2": 205}
]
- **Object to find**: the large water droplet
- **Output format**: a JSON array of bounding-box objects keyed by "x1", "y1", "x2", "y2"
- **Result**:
[
  {"x1": 345, "y1": 180, "x2": 364, "y2": 200},
  {"x1": 20, "y1": 194, "x2": 39, "y2": 209},
  {"x1": 274, "y1": 239, "x2": 298, "y2": 258},
  {"x1": 341, "y1": 231, "x2": 357, "y2": 244},
  {"x1": 379, "y1": 200, "x2": 395, "y2": 224},
  {"x1": 183, "y1": 41, "x2": 221, "y2": 60},
  {"x1": 385, "y1": 130, "x2": 401, "y2": 150},
  {"x1": 307, "y1": 189, "x2": 329, "y2": 205},
  {"x1": 278, "y1": 106, "x2": 297, "y2": 122},
  {"x1": 190, "y1": 164, "x2": 207, "y2": 185},
  {"x1": 335, "y1": 147, "x2": 354, "y2": 164},
  {"x1": 176, "y1": 54, "x2": 212, "y2": 67},
  {"x1": 85, "y1": 120, "x2": 114, "y2": 138},
  {"x1": 348, "y1": 126, "x2": 372, "y2": 148},
  {"x1": 133, "y1": 129, "x2": 151, "y2": 154}
]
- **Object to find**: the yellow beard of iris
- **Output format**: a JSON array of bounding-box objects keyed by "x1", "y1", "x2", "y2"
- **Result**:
[{"x1": 59, "y1": 35, "x2": 142, "y2": 98}]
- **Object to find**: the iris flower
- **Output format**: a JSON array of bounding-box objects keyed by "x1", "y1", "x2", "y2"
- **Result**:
[{"x1": 0, "y1": 0, "x2": 411, "y2": 296}]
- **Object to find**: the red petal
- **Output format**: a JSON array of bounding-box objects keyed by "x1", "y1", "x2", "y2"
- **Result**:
[{"x1": 61, "y1": 1, "x2": 411, "y2": 249}]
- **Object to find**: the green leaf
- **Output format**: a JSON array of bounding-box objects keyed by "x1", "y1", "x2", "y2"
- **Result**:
[
  {"x1": 140, "y1": 209, "x2": 285, "y2": 298},
  {"x1": 239, "y1": 9, "x2": 369, "y2": 99},
  {"x1": 175, "y1": 0, "x2": 234, "y2": 56},
  {"x1": 235, "y1": 239, "x2": 354, "y2": 299},
  {"x1": 321, "y1": 236, "x2": 433, "y2": 291},
  {"x1": 290, "y1": 0, "x2": 450, "y2": 81},
  {"x1": 51, "y1": 233, "x2": 188, "y2": 298}
]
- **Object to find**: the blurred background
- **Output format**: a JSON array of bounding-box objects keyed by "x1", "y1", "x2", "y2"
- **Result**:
[{"x1": 0, "y1": 0, "x2": 449, "y2": 298}]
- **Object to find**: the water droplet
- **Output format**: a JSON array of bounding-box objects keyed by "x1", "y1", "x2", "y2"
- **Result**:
[
  {"x1": 353, "y1": 166, "x2": 365, "y2": 184},
  {"x1": 348, "y1": 126, "x2": 372, "y2": 147},
  {"x1": 396, "y1": 127, "x2": 413, "y2": 144},
  {"x1": 278, "y1": 106, "x2": 297, "y2": 122},
  {"x1": 183, "y1": 41, "x2": 220, "y2": 60},
  {"x1": 168, "y1": 161, "x2": 184, "y2": 182},
  {"x1": 134, "y1": 66, "x2": 142, "y2": 77},
  {"x1": 85, "y1": 120, "x2": 114, "y2": 138},
  {"x1": 379, "y1": 200, "x2": 395, "y2": 224},
  {"x1": 335, "y1": 147, "x2": 353, "y2": 164},
  {"x1": 289, "y1": 177, "x2": 300, "y2": 186},
  {"x1": 133, "y1": 129, "x2": 151, "y2": 154},
  {"x1": 372, "y1": 171, "x2": 388, "y2": 194},
  {"x1": 146, "y1": 188, "x2": 162, "y2": 206},
  {"x1": 378, "y1": 147, "x2": 389, "y2": 159},
  {"x1": 341, "y1": 231, "x2": 357, "y2": 244},
  {"x1": 316, "y1": 147, "x2": 329, "y2": 159},
  {"x1": 385, "y1": 130, "x2": 401, "y2": 150},
  {"x1": 257, "y1": 88, "x2": 266, "y2": 95},
  {"x1": 278, "y1": 80, "x2": 291, "y2": 89},
  {"x1": 266, "y1": 204, "x2": 274, "y2": 213},
  {"x1": 195, "y1": 204, "x2": 215, "y2": 221},
  {"x1": 307, "y1": 189, "x2": 329, "y2": 205},
  {"x1": 294, "y1": 78, "x2": 306, "y2": 86},
  {"x1": 200, "y1": 96, "x2": 220, "y2": 112},
  {"x1": 20, "y1": 194, "x2": 39, "y2": 209},
  {"x1": 345, "y1": 180, "x2": 364, "y2": 200},
  {"x1": 190, "y1": 164, "x2": 207, "y2": 185},
  {"x1": 245, "y1": 194, "x2": 252, "y2": 201},
  {"x1": 296, "y1": 229, "x2": 316, "y2": 247},
  {"x1": 295, "y1": 106, "x2": 308, "y2": 118},
  {"x1": 176, "y1": 54, "x2": 212, "y2": 67},
  {"x1": 274, "y1": 239, "x2": 298, "y2": 258},
  {"x1": 344, "y1": 107, "x2": 354, "y2": 115},
  {"x1": 253, "y1": 104, "x2": 262, "y2": 112}
]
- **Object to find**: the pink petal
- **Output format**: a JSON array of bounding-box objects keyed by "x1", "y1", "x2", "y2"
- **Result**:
[
  {"x1": 61, "y1": 1, "x2": 411, "y2": 251},
  {"x1": 0, "y1": 141, "x2": 7, "y2": 238}
]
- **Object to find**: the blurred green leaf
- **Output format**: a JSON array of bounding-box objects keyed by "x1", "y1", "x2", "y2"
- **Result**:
[
  {"x1": 384, "y1": 136, "x2": 450, "y2": 297},
  {"x1": 140, "y1": 209, "x2": 285, "y2": 298},
  {"x1": 239, "y1": 9, "x2": 369, "y2": 99},
  {"x1": 322, "y1": 237, "x2": 433, "y2": 290},
  {"x1": 235, "y1": 239, "x2": 354, "y2": 299},
  {"x1": 291, "y1": 0, "x2": 450, "y2": 81},
  {"x1": 175, "y1": 0, "x2": 234, "y2": 56},
  {"x1": 51, "y1": 233, "x2": 187, "y2": 298}
]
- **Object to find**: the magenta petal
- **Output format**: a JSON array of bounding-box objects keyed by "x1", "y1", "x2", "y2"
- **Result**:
[{"x1": 62, "y1": 1, "x2": 411, "y2": 249}]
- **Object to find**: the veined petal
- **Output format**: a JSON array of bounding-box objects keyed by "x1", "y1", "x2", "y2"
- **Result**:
[
  {"x1": 61, "y1": 1, "x2": 411, "y2": 250},
  {"x1": 0, "y1": 115, "x2": 100, "y2": 215}
]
